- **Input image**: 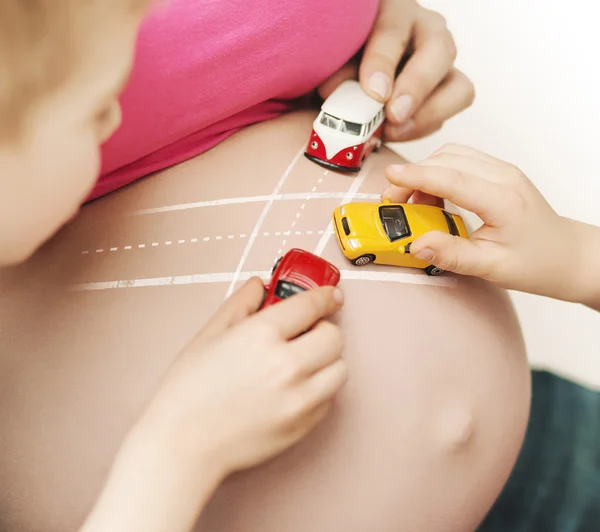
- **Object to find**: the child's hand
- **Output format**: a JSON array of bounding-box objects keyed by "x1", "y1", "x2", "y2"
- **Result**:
[
  {"x1": 318, "y1": 0, "x2": 474, "y2": 142},
  {"x1": 382, "y1": 144, "x2": 580, "y2": 300},
  {"x1": 81, "y1": 279, "x2": 347, "y2": 532},
  {"x1": 147, "y1": 277, "x2": 347, "y2": 476}
]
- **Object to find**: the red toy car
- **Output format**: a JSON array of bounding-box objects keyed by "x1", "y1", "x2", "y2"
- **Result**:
[{"x1": 261, "y1": 248, "x2": 341, "y2": 309}]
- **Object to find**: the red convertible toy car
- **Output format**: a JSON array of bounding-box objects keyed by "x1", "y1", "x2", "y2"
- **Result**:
[{"x1": 261, "y1": 248, "x2": 341, "y2": 309}]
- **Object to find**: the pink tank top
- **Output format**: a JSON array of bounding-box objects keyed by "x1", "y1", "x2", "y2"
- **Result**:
[{"x1": 92, "y1": 0, "x2": 379, "y2": 200}]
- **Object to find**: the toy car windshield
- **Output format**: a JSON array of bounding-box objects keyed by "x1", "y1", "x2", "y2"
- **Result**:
[
  {"x1": 319, "y1": 113, "x2": 341, "y2": 130},
  {"x1": 339, "y1": 120, "x2": 362, "y2": 136},
  {"x1": 274, "y1": 280, "x2": 306, "y2": 299},
  {"x1": 379, "y1": 205, "x2": 411, "y2": 242}
]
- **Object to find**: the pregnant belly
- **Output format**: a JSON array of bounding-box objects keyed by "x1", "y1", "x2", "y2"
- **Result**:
[{"x1": 0, "y1": 110, "x2": 530, "y2": 532}]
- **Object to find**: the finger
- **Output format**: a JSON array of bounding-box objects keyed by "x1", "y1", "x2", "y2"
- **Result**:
[
  {"x1": 410, "y1": 231, "x2": 496, "y2": 278},
  {"x1": 358, "y1": 3, "x2": 417, "y2": 101},
  {"x1": 381, "y1": 183, "x2": 414, "y2": 203},
  {"x1": 420, "y1": 152, "x2": 516, "y2": 187},
  {"x1": 318, "y1": 63, "x2": 358, "y2": 101},
  {"x1": 410, "y1": 190, "x2": 444, "y2": 207},
  {"x1": 255, "y1": 286, "x2": 344, "y2": 340},
  {"x1": 204, "y1": 277, "x2": 265, "y2": 333},
  {"x1": 386, "y1": 10, "x2": 456, "y2": 125},
  {"x1": 432, "y1": 142, "x2": 512, "y2": 169},
  {"x1": 386, "y1": 69, "x2": 475, "y2": 141},
  {"x1": 289, "y1": 320, "x2": 344, "y2": 375},
  {"x1": 385, "y1": 163, "x2": 500, "y2": 222},
  {"x1": 301, "y1": 359, "x2": 348, "y2": 411},
  {"x1": 287, "y1": 401, "x2": 334, "y2": 441}
]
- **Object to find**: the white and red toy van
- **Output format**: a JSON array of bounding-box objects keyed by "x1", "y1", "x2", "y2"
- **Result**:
[{"x1": 304, "y1": 80, "x2": 385, "y2": 172}]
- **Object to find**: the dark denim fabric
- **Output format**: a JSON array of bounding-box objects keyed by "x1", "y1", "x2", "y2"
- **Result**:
[{"x1": 479, "y1": 370, "x2": 600, "y2": 532}]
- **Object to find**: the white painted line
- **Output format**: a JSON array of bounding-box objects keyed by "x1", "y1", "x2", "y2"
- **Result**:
[
  {"x1": 203, "y1": 237, "x2": 210, "y2": 242},
  {"x1": 138, "y1": 244, "x2": 145, "y2": 249},
  {"x1": 96, "y1": 249, "x2": 104, "y2": 253},
  {"x1": 178, "y1": 239, "x2": 185, "y2": 244},
  {"x1": 240, "y1": 234, "x2": 247, "y2": 238},
  {"x1": 152, "y1": 242, "x2": 159, "y2": 247},
  {"x1": 165, "y1": 241, "x2": 172, "y2": 245},
  {"x1": 124, "y1": 246, "x2": 132, "y2": 250},
  {"x1": 71, "y1": 269, "x2": 456, "y2": 292},
  {"x1": 314, "y1": 162, "x2": 370, "y2": 257},
  {"x1": 190, "y1": 238, "x2": 198, "y2": 243},
  {"x1": 110, "y1": 248, "x2": 118, "y2": 252},
  {"x1": 225, "y1": 146, "x2": 304, "y2": 298},
  {"x1": 132, "y1": 192, "x2": 380, "y2": 215},
  {"x1": 81, "y1": 251, "x2": 89, "y2": 255}
]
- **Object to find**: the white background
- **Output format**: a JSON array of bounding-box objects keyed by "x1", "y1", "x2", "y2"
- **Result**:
[{"x1": 392, "y1": 0, "x2": 600, "y2": 388}]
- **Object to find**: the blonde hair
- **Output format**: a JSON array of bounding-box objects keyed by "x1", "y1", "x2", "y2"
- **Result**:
[{"x1": 0, "y1": 0, "x2": 151, "y2": 139}]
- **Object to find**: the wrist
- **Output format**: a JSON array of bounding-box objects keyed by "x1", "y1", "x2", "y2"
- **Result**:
[
  {"x1": 565, "y1": 218, "x2": 600, "y2": 309},
  {"x1": 133, "y1": 401, "x2": 228, "y2": 485},
  {"x1": 81, "y1": 410, "x2": 226, "y2": 532}
]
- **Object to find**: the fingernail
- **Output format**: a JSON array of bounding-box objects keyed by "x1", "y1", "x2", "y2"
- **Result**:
[
  {"x1": 391, "y1": 94, "x2": 413, "y2": 122},
  {"x1": 414, "y1": 248, "x2": 434, "y2": 261},
  {"x1": 389, "y1": 119, "x2": 415, "y2": 138},
  {"x1": 389, "y1": 164, "x2": 405, "y2": 175},
  {"x1": 368, "y1": 72, "x2": 390, "y2": 99},
  {"x1": 333, "y1": 287, "x2": 344, "y2": 306}
]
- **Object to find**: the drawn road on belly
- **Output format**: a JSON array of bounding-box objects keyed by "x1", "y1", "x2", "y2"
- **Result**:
[{"x1": 70, "y1": 146, "x2": 457, "y2": 291}]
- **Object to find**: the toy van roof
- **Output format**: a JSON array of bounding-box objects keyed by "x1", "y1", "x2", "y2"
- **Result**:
[{"x1": 321, "y1": 80, "x2": 384, "y2": 125}]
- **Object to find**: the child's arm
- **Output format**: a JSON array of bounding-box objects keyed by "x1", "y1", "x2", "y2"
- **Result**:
[
  {"x1": 80, "y1": 278, "x2": 347, "y2": 532},
  {"x1": 383, "y1": 143, "x2": 600, "y2": 312},
  {"x1": 79, "y1": 415, "x2": 223, "y2": 532}
]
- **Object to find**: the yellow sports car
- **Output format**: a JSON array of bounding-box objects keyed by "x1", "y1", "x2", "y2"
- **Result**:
[{"x1": 332, "y1": 199, "x2": 469, "y2": 276}]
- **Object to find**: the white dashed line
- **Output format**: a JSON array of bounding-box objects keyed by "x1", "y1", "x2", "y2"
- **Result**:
[
  {"x1": 79, "y1": 229, "x2": 327, "y2": 256},
  {"x1": 226, "y1": 146, "x2": 304, "y2": 299},
  {"x1": 314, "y1": 161, "x2": 370, "y2": 257}
]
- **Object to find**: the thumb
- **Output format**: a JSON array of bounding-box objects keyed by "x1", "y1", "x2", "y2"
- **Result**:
[
  {"x1": 410, "y1": 231, "x2": 490, "y2": 277},
  {"x1": 358, "y1": 8, "x2": 416, "y2": 101},
  {"x1": 204, "y1": 277, "x2": 266, "y2": 334}
]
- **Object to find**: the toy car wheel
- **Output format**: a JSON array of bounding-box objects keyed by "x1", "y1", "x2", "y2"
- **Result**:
[
  {"x1": 352, "y1": 254, "x2": 375, "y2": 266},
  {"x1": 271, "y1": 257, "x2": 282, "y2": 274},
  {"x1": 373, "y1": 138, "x2": 383, "y2": 152},
  {"x1": 424, "y1": 265, "x2": 444, "y2": 276}
]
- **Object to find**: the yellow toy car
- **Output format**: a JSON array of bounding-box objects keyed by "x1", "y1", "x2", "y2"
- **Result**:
[{"x1": 332, "y1": 199, "x2": 469, "y2": 276}]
